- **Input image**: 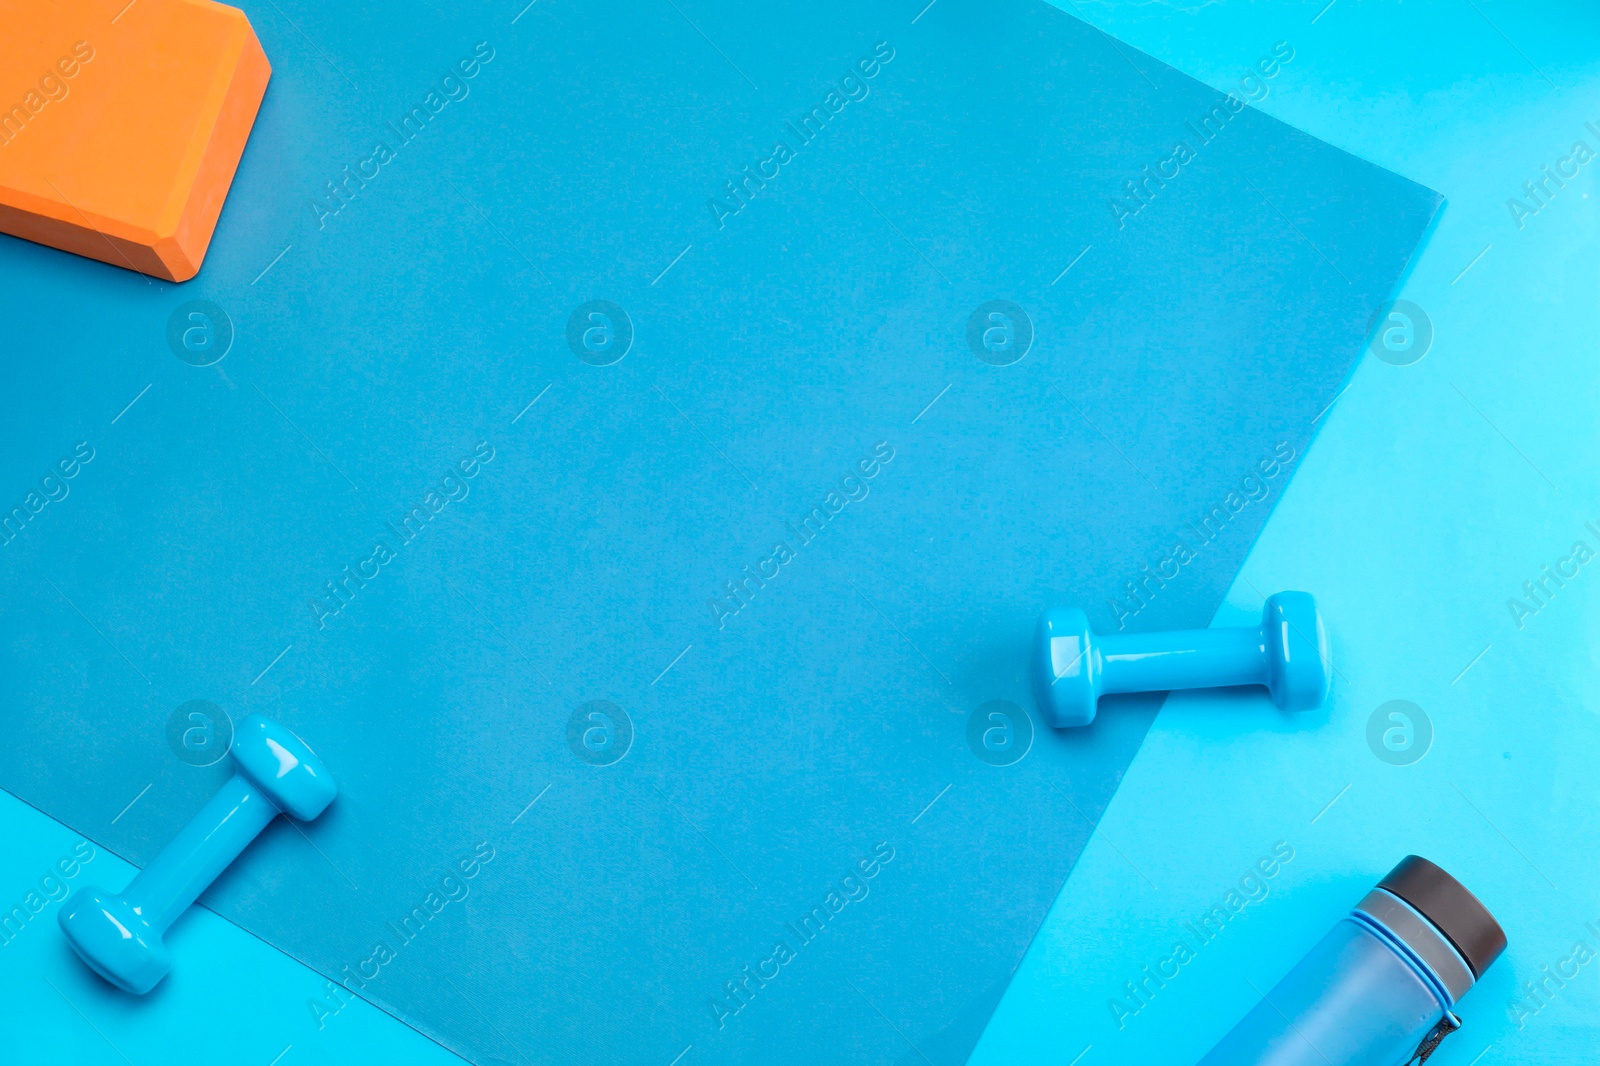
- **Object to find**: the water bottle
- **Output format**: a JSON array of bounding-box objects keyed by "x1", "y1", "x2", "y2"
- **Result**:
[{"x1": 1198, "y1": 856, "x2": 1505, "y2": 1065}]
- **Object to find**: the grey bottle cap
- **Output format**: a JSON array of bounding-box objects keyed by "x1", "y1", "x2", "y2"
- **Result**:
[{"x1": 1378, "y1": 855, "x2": 1507, "y2": 978}]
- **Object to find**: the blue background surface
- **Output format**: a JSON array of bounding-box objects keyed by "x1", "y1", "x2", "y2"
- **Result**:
[
  {"x1": 971, "y1": 2, "x2": 1600, "y2": 1064},
  {"x1": 2, "y1": 1, "x2": 1592, "y2": 1065},
  {"x1": 0, "y1": 1, "x2": 1437, "y2": 1062}
]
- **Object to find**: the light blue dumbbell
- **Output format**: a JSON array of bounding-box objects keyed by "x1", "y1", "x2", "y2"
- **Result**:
[
  {"x1": 59, "y1": 714, "x2": 336, "y2": 993},
  {"x1": 1032, "y1": 591, "x2": 1331, "y2": 728}
]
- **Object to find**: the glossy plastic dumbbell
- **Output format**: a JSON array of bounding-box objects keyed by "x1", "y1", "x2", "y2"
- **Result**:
[
  {"x1": 1032, "y1": 591, "x2": 1331, "y2": 728},
  {"x1": 59, "y1": 714, "x2": 336, "y2": 993}
]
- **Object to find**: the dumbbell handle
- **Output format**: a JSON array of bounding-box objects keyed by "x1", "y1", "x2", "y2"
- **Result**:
[
  {"x1": 1097, "y1": 626, "x2": 1266, "y2": 696},
  {"x1": 124, "y1": 773, "x2": 277, "y2": 933}
]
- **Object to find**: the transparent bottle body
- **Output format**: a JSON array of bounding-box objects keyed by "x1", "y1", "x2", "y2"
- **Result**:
[{"x1": 1197, "y1": 918, "x2": 1446, "y2": 1066}]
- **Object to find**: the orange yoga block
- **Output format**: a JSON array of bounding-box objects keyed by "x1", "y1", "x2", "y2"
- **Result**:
[{"x1": 0, "y1": 0, "x2": 270, "y2": 281}]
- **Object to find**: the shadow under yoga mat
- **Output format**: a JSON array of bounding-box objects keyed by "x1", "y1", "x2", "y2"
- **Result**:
[{"x1": 0, "y1": 0, "x2": 1439, "y2": 1062}]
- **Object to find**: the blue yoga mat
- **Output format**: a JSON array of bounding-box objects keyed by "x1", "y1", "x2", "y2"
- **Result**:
[{"x1": 0, "y1": 0, "x2": 1439, "y2": 1062}]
